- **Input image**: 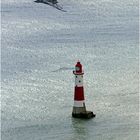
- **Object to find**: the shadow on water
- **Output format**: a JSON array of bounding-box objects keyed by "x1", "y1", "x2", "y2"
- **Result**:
[{"x1": 51, "y1": 67, "x2": 74, "y2": 72}]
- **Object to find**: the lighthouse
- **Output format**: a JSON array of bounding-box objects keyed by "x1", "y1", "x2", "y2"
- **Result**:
[{"x1": 72, "y1": 61, "x2": 96, "y2": 119}]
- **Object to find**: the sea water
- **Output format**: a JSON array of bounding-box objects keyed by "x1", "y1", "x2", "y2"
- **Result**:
[{"x1": 1, "y1": 0, "x2": 139, "y2": 139}]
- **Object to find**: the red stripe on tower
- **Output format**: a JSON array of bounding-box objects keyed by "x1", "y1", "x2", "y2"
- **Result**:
[{"x1": 74, "y1": 86, "x2": 84, "y2": 101}]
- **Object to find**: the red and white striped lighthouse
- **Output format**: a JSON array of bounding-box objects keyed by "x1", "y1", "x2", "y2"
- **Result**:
[{"x1": 72, "y1": 61, "x2": 96, "y2": 119}]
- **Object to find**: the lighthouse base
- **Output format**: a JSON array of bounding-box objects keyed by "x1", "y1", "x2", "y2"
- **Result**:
[{"x1": 72, "y1": 111, "x2": 96, "y2": 119}]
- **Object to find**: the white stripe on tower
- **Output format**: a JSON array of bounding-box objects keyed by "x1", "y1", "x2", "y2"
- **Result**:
[
  {"x1": 75, "y1": 75, "x2": 83, "y2": 87},
  {"x1": 74, "y1": 101, "x2": 85, "y2": 107}
]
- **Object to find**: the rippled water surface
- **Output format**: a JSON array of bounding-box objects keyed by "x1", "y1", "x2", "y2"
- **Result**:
[{"x1": 1, "y1": 0, "x2": 139, "y2": 139}]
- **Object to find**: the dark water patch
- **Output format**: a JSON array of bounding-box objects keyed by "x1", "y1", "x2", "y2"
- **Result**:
[
  {"x1": 1, "y1": 10, "x2": 12, "y2": 13},
  {"x1": 52, "y1": 67, "x2": 74, "y2": 72}
]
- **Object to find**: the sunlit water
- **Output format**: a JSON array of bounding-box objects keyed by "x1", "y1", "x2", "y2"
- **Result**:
[{"x1": 1, "y1": 0, "x2": 139, "y2": 139}]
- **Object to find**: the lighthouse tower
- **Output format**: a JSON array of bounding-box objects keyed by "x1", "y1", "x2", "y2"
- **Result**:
[{"x1": 72, "y1": 61, "x2": 95, "y2": 119}]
